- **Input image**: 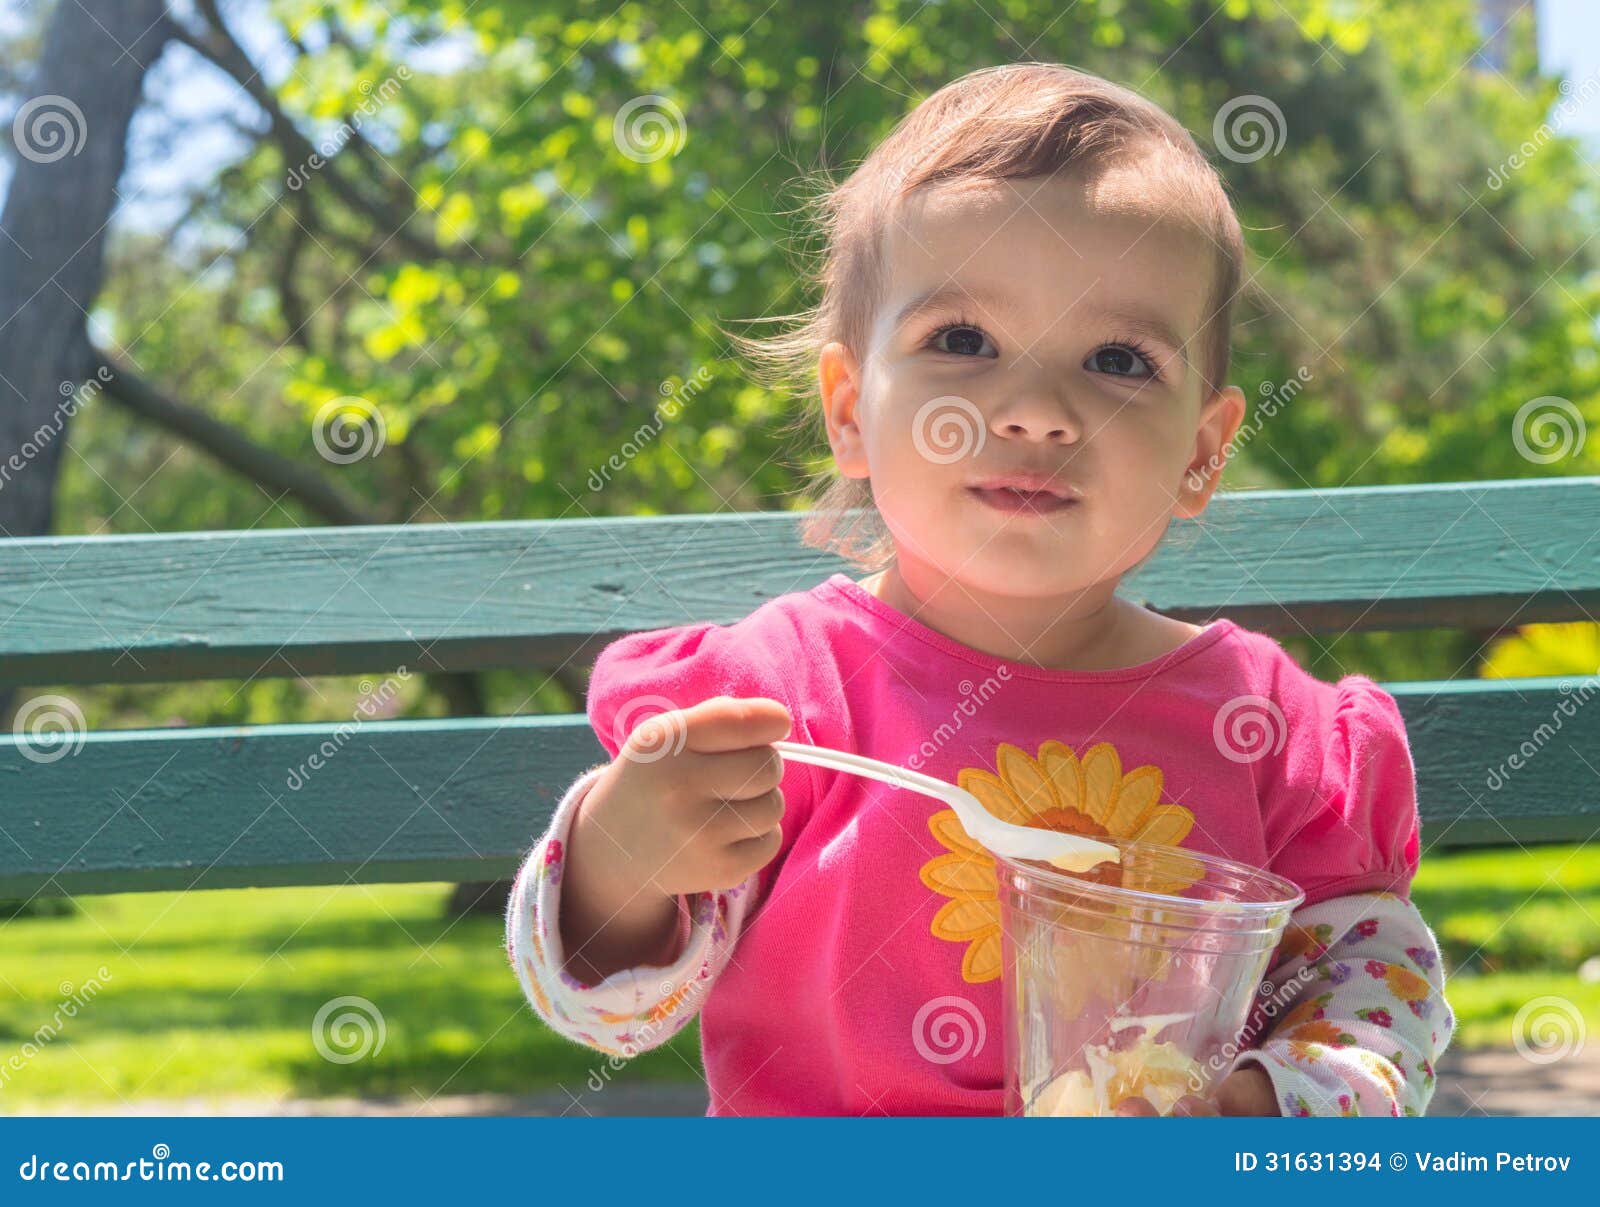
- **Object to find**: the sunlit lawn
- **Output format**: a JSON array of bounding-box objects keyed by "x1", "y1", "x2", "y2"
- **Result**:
[
  {"x1": 1410, "y1": 842, "x2": 1600, "y2": 1048},
  {"x1": 1, "y1": 842, "x2": 1596, "y2": 1106},
  {"x1": 0, "y1": 883, "x2": 703, "y2": 1109}
]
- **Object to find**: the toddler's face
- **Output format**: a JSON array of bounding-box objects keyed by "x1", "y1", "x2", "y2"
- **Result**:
[{"x1": 820, "y1": 168, "x2": 1244, "y2": 601}]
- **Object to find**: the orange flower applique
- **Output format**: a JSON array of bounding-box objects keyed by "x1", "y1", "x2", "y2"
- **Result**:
[{"x1": 919, "y1": 740, "x2": 1200, "y2": 983}]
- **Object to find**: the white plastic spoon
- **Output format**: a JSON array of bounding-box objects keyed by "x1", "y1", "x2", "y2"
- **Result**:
[{"x1": 771, "y1": 739, "x2": 1120, "y2": 873}]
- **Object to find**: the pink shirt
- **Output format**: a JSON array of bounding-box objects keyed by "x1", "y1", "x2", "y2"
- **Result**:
[{"x1": 507, "y1": 572, "x2": 1432, "y2": 1115}]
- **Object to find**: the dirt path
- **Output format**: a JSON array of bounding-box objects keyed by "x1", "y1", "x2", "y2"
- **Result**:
[{"x1": 11, "y1": 1045, "x2": 1596, "y2": 1117}]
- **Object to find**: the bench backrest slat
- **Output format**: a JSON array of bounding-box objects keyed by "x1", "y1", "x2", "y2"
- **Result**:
[
  {"x1": 2, "y1": 677, "x2": 1592, "y2": 895},
  {"x1": 3, "y1": 477, "x2": 1597, "y2": 687}
]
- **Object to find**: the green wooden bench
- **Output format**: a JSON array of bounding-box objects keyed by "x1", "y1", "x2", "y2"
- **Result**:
[{"x1": 3, "y1": 476, "x2": 1598, "y2": 899}]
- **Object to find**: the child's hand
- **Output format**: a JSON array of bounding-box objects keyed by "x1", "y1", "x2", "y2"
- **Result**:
[
  {"x1": 578, "y1": 695, "x2": 793, "y2": 898},
  {"x1": 1111, "y1": 1066, "x2": 1279, "y2": 1117}
]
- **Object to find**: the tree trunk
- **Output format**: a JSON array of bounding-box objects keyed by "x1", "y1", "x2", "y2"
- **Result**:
[
  {"x1": 0, "y1": 0, "x2": 171, "y2": 731},
  {"x1": 0, "y1": 0, "x2": 171, "y2": 538}
]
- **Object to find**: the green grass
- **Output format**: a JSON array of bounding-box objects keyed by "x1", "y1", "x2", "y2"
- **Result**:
[
  {"x1": 0, "y1": 842, "x2": 1594, "y2": 1106},
  {"x1": 1409, "y1": 842, "x2": 1600, "y2": 1050},
  {"x1": 1412, "y1": 842, "x2": 1600, "y2": 972},
  {"x1": 0, "y1": 883, "x2": 703, "y2": 1109}
]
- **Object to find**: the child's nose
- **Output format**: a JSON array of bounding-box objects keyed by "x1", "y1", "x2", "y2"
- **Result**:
[{"x1": 988, "y1": 386, "x2": 1082, "y2": 444}]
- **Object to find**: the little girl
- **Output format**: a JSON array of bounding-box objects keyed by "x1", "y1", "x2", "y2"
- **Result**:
[{"x1": 505, "y1": 62, "x2": 1454, "y2": 1117}]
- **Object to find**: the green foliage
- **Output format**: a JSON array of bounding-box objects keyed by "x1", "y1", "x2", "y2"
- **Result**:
[{"x1": 50, "y1": 0, "x2": 1600, "y2": 707}]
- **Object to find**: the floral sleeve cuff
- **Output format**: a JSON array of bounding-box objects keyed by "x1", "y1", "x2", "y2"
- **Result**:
[
  {"x1": 1229, "y1": 890, "x2": 1455, "y2": 1116},
  {"x1": 503, "y1": 764, "x2": 755, "y2": 1058}
]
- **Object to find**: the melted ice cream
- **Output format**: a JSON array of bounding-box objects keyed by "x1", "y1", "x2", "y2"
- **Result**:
[{"x1": 1030, "y1": 1009, "x2": 1204, "y2": 1117}]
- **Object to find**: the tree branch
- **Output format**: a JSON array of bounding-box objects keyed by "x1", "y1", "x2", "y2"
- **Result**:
[
  {"x1": 91, "y1": 349, "x2": 495, "y2": 717},
  {"x1": 177, "y1": 0, "x2": 485, "y2": 266},
  {"x1": 278, "y1": 187, "x2": 316, "y2": 353},
  {"x1": 91, "y1": 348, "x2": 378, "y2": 527}
]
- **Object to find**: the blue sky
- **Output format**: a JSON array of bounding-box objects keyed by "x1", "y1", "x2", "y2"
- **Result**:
[{"x1": 1536, "y1": 0, "x2": 1600, "y2": 137}]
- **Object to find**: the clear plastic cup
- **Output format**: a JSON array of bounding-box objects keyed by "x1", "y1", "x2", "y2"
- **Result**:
[{"x1": 997, "y1": 837, "x2": 1304, "y2": 1116}]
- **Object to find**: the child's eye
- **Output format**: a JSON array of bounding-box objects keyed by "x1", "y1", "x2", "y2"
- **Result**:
[
  {"x1": 1086, "y1": 342, "x2": 1160, "y2": 381},
  {"x1": 927, "y1": 323, "x2": 997, "y2": 358}
]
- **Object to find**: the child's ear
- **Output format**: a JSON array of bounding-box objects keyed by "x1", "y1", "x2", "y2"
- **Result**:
[
  {"x1": 1175, "y1": 384, "x2": 1246, "y2": 518},
  {"x1": 819, "y1": 341, "x2": 870, "y2": 480}
]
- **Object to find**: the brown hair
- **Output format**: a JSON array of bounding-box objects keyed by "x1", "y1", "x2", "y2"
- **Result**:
[{"x1": 732, "y1": 63, "x2": 1247, "y2": 571}]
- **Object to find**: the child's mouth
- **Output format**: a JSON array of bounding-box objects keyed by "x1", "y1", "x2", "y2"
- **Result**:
[{"x1": 965, "y1": 486, "x2": 1079, "y2": 516}]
